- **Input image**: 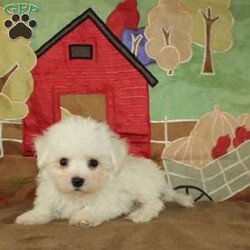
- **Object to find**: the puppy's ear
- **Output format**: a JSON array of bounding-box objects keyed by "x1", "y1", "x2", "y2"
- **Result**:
[
  {"x1": 110, "y1": 136, "x2": 128, "y2": 173},
  {"x1": 34, "y1": 134, "x2": 49, "y2": 169}
]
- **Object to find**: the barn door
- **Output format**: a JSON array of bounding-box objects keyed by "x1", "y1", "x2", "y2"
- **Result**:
[{"x1": 60, "y1": 94, "x2": 106, "y2": 121}]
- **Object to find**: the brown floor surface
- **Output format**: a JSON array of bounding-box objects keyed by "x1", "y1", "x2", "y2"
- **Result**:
[{"x1": 0, "y1": 201, "x2": 249, "y2": 250}]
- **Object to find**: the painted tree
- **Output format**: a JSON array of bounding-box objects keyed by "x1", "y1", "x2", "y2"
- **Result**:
[
  {"x1": 0, "y1": 6, "x2": 36, "y2": 120},
  {"x1": 121, "y1": 28, "x2": 155, "y2": 65},
  {"x1": 181, "y1": 0, "x2": 234, "y2": 74},
  {"x1": 145, "y1": 0, "x2": 193, "y2": 75}
]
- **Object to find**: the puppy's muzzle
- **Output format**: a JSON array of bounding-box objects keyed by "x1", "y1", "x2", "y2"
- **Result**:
[{"x1": 71, "y1": 177, "x2": 85, "y2": 189}]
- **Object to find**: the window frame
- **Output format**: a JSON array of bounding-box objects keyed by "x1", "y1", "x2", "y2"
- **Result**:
[{"x1": 69, "y1": 44, "x2": 93, "y2": 60}]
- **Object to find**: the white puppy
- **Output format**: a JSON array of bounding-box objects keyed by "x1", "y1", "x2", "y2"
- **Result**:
[{"x1": 16, "y1": 116, "x2": 193, "y2": 226}]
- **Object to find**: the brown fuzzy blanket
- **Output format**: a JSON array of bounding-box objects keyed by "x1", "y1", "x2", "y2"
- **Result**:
[{"x1": 0, "y1": 201, "x2": 249, "y2": 250}]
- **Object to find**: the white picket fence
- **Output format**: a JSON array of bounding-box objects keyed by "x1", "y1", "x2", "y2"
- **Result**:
[
  {"x1": 150, "y1": 117, "x2": 198, "y2": 146},
  {"x1": 0, "y1": 117, "x2": 198, "y2": 158}
]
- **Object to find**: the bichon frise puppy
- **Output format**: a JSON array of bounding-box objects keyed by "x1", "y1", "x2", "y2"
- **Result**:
[{"x1": 16, "y1": 116, "x2": 193, "y2": 226}]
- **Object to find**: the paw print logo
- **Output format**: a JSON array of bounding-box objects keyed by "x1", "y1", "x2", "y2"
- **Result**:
[{"x1": 4, "y1": 14, "x2": 37, "y2": 40}]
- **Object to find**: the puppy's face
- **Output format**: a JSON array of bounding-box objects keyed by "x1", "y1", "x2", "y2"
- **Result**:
[
  {"x1": 35, "y1": 116, "x2": 127, "y2": 195},
  {"x1": 46, "y1": 154, "x2": 107, "y2": 194}
]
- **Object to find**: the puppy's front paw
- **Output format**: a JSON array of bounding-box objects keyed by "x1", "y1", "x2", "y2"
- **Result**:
[
  {"x1": 15, "y1": 210, "x2": 51, "y2": 225},
  {"x1": 127, "y1": 208, "x2": 158, "y2": 223},
  {"x1": 69, "y1": 209, "x2": 103, "y2": 227}
]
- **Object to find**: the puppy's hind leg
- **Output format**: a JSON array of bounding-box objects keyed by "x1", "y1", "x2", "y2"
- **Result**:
[
  {"x1": 163, "y1": 187, "x2": 194, "y2": 207},
  {"x1": 127, "y1": 199, "x2": 164, "y2": 223}
]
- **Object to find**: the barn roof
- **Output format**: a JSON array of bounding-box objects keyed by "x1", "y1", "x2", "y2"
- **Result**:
[{"x1": 35, "y1": 8, "x2": 158, "y2": 87}]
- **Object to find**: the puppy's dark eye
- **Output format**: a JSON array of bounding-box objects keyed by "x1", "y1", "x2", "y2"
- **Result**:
[
  {"x1": 88, "y1": 159, "x2": 99, "y2": 169},
  {"x1": 59, "y1": 158, "x2": 68, "y2": 167}
]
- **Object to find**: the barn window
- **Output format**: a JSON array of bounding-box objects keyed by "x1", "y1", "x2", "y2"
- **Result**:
[
  {"x1": 60, "y1": 94, "x2": 106, "y2": 122},
  {"x1": 69, "y1": 44, "x2": 93, "y2": 60}
]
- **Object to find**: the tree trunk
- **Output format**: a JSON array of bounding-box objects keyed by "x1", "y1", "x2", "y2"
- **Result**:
[
  {"x1": 200, "y1": 8, "x2": 219, "y2": 75},
  {"x1": 167, "y1": 69, "x2": 173, "y2": 76},
  {"x1": 131, "y1": 34, "x2": 143, "y2": 56},
  {"x1": 203, "y1": 23, "x2": 213, "y2": 73},
  {"x1": 162, "y1": 27, "x2": 175, "y2": 76},
  {"x1": 162, "y1": 27, "x2": 171, "y2": 46}
]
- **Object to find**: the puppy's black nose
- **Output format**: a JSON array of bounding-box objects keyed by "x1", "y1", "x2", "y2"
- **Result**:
[{"x1": 71, "y1": 177, "x2": 85, "y2": 188}]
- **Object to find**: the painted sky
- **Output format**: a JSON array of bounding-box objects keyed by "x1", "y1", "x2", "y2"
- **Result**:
[{"x1": 1, "y1": 0, "x2": 249, "y2": 120}]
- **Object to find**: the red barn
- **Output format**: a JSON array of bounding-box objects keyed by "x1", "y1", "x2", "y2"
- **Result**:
[{"x1": 22, "y1": 8, "x2": 158, "y2": 157}]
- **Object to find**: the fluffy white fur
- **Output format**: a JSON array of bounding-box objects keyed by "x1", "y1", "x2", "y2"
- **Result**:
[{"x1": 16, "y1": 116, "x2": 193, "y2": 226}]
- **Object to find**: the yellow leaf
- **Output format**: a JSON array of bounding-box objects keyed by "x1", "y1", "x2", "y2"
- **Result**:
[
  {"x1": 2, "y1": 66, "x2": 33, "y2": 102},
  {"x1": 0, "y1": 93, "x2": 13, "y2": 119},
  {"x1": 9, "y1": 102, "x2": 28, "y2": 119},
  {"x1": 0, "y1": 32, "x2": 36, "y2": 76},
  {"x1": 0, "y1": 94, "x2": 28, "y2": 120}
]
